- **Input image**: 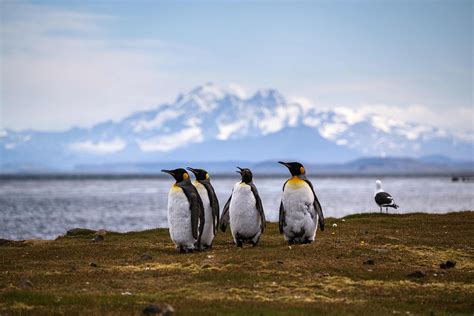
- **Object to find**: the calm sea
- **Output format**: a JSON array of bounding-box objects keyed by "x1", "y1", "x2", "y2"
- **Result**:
[{"x1": 0, "y1": 176, "x2": 472, "y2": 240}]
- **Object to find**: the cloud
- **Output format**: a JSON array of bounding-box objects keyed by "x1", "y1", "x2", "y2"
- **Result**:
[
  {"x1": 137, "y1": 126, "x2": 203, "y2": 152},
  {"x1": 70, "y1": 138, "x2": 126, "y2": 154},
  {"x1": 0, "y1": 3, "x2": 197, "y2": 131}
]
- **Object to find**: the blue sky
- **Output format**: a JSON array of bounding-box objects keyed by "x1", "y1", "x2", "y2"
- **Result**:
[{"x1": 1, "y1": 0, "x2": 472, "y2": 132}]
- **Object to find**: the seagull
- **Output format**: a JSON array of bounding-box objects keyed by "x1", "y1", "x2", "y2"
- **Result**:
[{"x1": 374, "y1": 180, "x2": 399, "y2": 213}]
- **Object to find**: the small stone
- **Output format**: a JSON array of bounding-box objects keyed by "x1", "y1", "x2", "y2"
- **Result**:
[
  {"x1": 332, "y1": 223, "x2": 338, "y2": 228},
  {"x1": 162, "y1": 304, "x2": 175, "y2": 316},
  {"x1": 407, "y1": 271, "x2": 426, "y2": 278},
  {"x1": 373, "y1": 248, "x2": 390, "y2": 254},
  {"x1": 141, "y1": 254, "x2": 153, "y2": 261},
  {"x1": 91, "y1": 235, "x2": 104, "y2": 243},
  {"x1": 363, "y1": 259, "x2": 375, "y2": 265},
  {"x1": 20, "y1": 279, "x2": 33, "y2": 288},
  {"x1": 341, "y1": 219, "x2": 346, "y2": 222},
  {"x1": 440, "y1": 260, "x2": 456, "y2": 269},
  {"x1": 142, "y1": 304, "x2": 162, "y2": 315},
  {"x1": 277, "y1": 261, "x2": 284, "y2": 264},
  {"x1": 121, "y1": 291, "x2": 133, "y2": 296},
  {"x1": 89, "y1": 262, "x2": 97, "y2": 267}
]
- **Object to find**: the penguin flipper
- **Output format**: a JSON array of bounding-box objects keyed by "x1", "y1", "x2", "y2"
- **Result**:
[
  {"x1": 178, "y1": 182, "x2": 205, "y2": 240},
  {"x1": 250, "y1": 183, "x2": 266, "y2": 233},
  {"x1": 279, "y1": 201, "x2": 285, "y2": 234},
  {"x1": 303, "y1": 179, "x2": 325, "y2": 231},
  {"x1": 202, "y1": 180, "x2": 220, "y2": 234},
  {"x1": 219, "y1": 194, "x2": 232, "y2": 232}
]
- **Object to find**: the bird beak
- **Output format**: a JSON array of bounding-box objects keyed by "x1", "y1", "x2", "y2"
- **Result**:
[
  {"x1": 186, "y1": 167, "x2": 196, "y2": 175},
  {"x1": 236, "y1": 166, "x2": 243, "y2": 174},
  {"x1": 161, "y1": 169, "x2": 175, "y2": 176},
  {"x1": 278, "y1": 161, "x2": 290, "y2": 168}
]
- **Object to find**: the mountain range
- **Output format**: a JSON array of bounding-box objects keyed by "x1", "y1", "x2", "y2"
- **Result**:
[{"x1": 1, "y1": 83, "x2": 472, "y2": 173}]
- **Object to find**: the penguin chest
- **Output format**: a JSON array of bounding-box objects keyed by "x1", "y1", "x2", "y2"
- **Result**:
[
  {"x1": 229, "y1": 183, "x2": 260, "y2": 236},
  {"x1": 194, "y1": 182, "x2": 214, "y2": 245},
  {"x1": 282, "y1": 180, "x2": 316, "y2": 229},
  {"x1": 167, "y1": 186, "x2": 194, "y2": 245}
]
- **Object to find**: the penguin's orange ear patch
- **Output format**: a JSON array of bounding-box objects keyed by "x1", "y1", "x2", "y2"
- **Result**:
[
  {"x1": 205, "y1": 173, "x2": 209, "y2": 180},
  {"x1": 300, "y1": 166, "x2": 305, "y2": 174},
  {"x1": 183, "y1": 173, "x2": 189, "y2": 180}
]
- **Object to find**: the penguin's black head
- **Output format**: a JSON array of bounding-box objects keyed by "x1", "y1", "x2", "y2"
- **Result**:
[
  {"x1": 186, "y1": 167, "x2": 209, "y2": 181},
  {"x1": 161, "y1": 168, "x2": 190, "y2": 183},
  {"x1": 236, "y1": 167, "x2": 253, "y2": 184},
  {"x1": 278, "y1": 161, "x2": 306, "y2": 176}
]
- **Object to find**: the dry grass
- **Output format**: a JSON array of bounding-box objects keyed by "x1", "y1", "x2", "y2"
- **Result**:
[{"x1": 1, "y1": 212, "x2": 473, "y2": 315}]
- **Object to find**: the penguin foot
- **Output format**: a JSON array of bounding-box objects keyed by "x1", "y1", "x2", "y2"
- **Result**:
[{"x1": 236, "y1": 240, "x2": 243, "y2": 248}]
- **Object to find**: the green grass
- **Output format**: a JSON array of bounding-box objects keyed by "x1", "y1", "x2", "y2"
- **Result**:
[{"x1": 1, "y1": 212, "x2": 474, "y2": 315}]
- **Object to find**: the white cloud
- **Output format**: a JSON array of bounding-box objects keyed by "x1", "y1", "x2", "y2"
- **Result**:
[
  {"x1": 217, "y1": 120, "x2": 247, "y2": 140},
  {"x1": 137, "y1": 126, "x2": 203, "y2": 152},
  {"x1": 0, "y1": 3, "x2": 198, "y2": 131},
  {"x1": 70, "y1": 138, "x2": 126, "y2": 154}
]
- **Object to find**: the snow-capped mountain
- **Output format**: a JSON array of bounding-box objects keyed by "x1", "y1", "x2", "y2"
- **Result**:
[{"x1": 1, "y1": 83, "x2": 472, "y2": 171}]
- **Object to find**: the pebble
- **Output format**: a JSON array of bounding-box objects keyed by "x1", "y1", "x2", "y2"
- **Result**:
[
  {"x1": 407, "y1": 271, "x2": 426, "y2": 278},
  {"x1": 363, "y1": 259, "x2": 375, "y2": 265},
  {"x1": 143, "y1": 304, "x2": 162, "y2": 315},
  {"x1": 162, "y1": 304, "x2": 175, "y2": 316},
  {"x1": 332, "y1": 223, "x2": 338, "y2": 228},
  {"x1": 440, "y1": 260, "x2": 456, "y2": 269},
  {"x1": 20, "y1": 279, "x2": 33, "y2": 288},
  {"x1": 121, "y1": 291, "x2": 133, "y2": 296},
  {"x1": 141, "y1": 254, "x2": 153, "y2": 261},
  {"x1": 91, "y1": 235, "x2": 104, "y2": 243}
]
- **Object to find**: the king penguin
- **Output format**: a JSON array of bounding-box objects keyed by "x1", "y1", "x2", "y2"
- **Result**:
[
  {"x1": 161, "y1": 168, "x2": 205, "y2": 252},
  {"x1": 219, "y1": 167, "x2": 265, "y2": 247},
  {"x1": 187, "y1": 167, "x2": 220, "y2": 250},
  {"x1": 278, "y1": 161, "x2": 325, "y2": 244}
]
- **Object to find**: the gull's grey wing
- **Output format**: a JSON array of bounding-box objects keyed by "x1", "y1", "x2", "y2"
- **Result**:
[
  {"x1": 303, "y1": 179, "x2": 325, "y2": 231},
  {"x1": 219, "y1": 193, "x2": 232, "y2": 232},
  {"x1": 178, "y1": 182, "x2": 205, "y2": 241},
  {"x1": 250, "y1": 182, "x2": 266, "y2": 233},
  {"x1": 375, "y1": 192, "x2": 393, "y2": 205},
  {"x1": 201, "y1": 180, "x2": 220, "y2": 234}
]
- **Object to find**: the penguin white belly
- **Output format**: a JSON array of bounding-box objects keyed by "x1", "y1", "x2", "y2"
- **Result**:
[
  {"x1": 194, "y1": 182, "x2": 214, "y2": 247},
  {"x1": 282, "y1": 180, "x2": 318, "y2": 242},
  {"x1": 229, "y1": 182, "x2": 261, "y2": 241},
  {"x1": 167, "y1": 186, "x2": 196, "y2": 249}
]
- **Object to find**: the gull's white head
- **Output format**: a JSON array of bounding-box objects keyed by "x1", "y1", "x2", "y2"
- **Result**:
[{"x1": 375, "y1": 180, "x2": 382, "y2": 190}]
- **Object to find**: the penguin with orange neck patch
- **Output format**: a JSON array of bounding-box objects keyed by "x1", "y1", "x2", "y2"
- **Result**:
[
  {"x1": 161, "y1": 168, "x2": 205, "y2": 252},
  {"x1": 278, "y1": 161, "x2": 325, "y2": 244}
]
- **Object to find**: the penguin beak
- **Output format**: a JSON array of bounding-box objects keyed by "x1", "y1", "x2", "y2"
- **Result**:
[
  {"x1": 161, "y1": 169, "x2": 175, "y2": 176},
  {"x1": 186, "y1": 167, "x2": 197, "y2": 175},
  {"x1": 236, "y1": 166, "x2": 243, "y2": 174},
  {"x1": 278, "y1": 161, "x2": 290, "y2": 169}
]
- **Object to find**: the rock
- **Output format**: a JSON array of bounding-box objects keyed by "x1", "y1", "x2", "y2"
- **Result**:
[
  {"x1": 89, "y1": 262, "x2": 97, "y2": 267},
  {"x1": 407, "y1": 271, "x2": 426, "y2": 278},
  {"x1": 363, "y1": 259, "x2": 375, "y2": 265},
  {"x1": 277, "y1": 261, "x2": 284, "y2": 264},
  {"x1": 162, "y1": 304, "x2": 175, "y2": 316},
  {"x1": 440, "y1": 260, "x2": 456, "y2": 269},
  {"x1": 91, "y1": 235, "x2": 104, "y2": 243},
  {"x1": 20, "y1": 279, "x2": 33, "y2": 288},
  {"x1": 121, "y1": 291, "x2": 133, "y2": 296},
  {"x1": 332, "y1": 223, "x2": 338, "y2": 228},
  {"x1": 141, "y1": 254, "x2": 153, "y2": 261},
  {"x1": 142, "y1": 304, "x2": 162, "y2": 315}
]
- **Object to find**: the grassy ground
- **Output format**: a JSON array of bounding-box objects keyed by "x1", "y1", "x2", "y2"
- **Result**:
[{"x1": 1, "y1": 212, "x2": 473, "y2": 315}]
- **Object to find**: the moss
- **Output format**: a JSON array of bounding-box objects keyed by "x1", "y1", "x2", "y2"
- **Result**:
[{"x1": 1, "y1": 212, "x2": 474, "y2": 315}]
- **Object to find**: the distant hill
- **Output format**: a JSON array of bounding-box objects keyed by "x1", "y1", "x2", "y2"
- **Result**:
[{"x1": 1, "y1": 83, "x2": 473, "y2": 172}]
